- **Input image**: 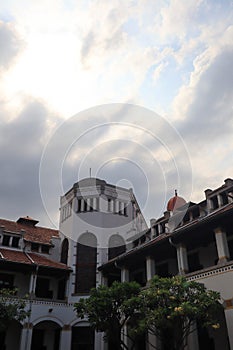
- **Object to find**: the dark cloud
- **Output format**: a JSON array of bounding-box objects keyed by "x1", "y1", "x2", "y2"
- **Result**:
[
  {"x1": 0, "y1": 99, "x2": 61, "y2": 227},
  {"x1": 179, "y1": 48, "x2": 233, "y2": 142},
  {"x1": 0, "y1": 20, "x2": 23, "y2": 69}
]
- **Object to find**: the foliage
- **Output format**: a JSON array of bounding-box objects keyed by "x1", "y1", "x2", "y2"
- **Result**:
[
  {"x1": 139, "y1": 275, "x2": 222, "y2": 350},
  {"x1": 75, "y1": 281, "x2": 141, "y2": 350},
  {"x1": 75, "y1": 276, "x2": 222, "y2": 350},
  {"x1": 0, "y1": 288, "x2": 30, "y2": 332}
]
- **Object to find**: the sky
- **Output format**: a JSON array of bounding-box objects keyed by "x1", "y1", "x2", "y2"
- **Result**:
[{"x1": 0, "y1": 0, "x2": 233, "y2": 228}]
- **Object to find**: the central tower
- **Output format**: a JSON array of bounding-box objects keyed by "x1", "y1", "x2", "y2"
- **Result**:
[{"x1": 59, "y1": 177, "x2": 147, "y2": 300}]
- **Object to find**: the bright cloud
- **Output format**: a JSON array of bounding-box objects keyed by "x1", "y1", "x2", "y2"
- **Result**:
[{"x1": 0, "y1": 0, "x2": 232, "y2": 226}]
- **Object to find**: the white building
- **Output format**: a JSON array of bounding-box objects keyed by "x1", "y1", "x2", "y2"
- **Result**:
[
  {"x1": 0, "y1": 178, "x2": 147, "y2": 350},
  {"x1": 0, "y1": 177, "x2": 233, "y2": 349}
]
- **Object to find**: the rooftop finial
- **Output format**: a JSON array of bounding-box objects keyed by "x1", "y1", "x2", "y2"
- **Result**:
[
  {"x1": 175, "y1": 189, "x2": 177, "y2": 196},
  {"x1": 89, "y1": 168, "x2": 92, "y2": 178}
]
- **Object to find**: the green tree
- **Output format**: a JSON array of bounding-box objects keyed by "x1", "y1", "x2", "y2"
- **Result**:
[
  {"x1": 139, "y1": 275, "x2": 222, "y2": 350},
  {"x1": 0, "y1": 289, "x2": 30, "y2": 349},
  {"x1": 75, "y1": 281, "x2": 141, "y2": 350}
]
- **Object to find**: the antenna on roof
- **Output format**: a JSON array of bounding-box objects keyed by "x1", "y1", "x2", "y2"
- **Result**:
[
  {"x1": 175, "y1": 189, "x2": 177, "y2": 196},
  {"x1": 89, "y1": 168, "x2": 92, "y2": 178}
]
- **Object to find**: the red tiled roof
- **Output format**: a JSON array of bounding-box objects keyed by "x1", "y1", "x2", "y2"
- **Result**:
[
  {"x1": 0, "y1": 218, "x2": 59, "y2": 245},
  {"x1": 0, "y1": 248, "x2": 70, "y2": 271},
  {"x1": 167, "y1": 195, "x2": 186, "y2": 212}
]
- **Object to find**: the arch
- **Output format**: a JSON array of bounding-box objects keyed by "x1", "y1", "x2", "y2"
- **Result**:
[
  {"x1": 60, "y1": 238, "x2": 69, "y2": 264},
  {"x1": 31, "y1": 320, "x2": 62, "y2": 350},
  {"x1": 32, "y1": 317, "x2": 63, "y2": 328},
  {"x1": 3, "y1": 320, "x2": 22, "y2": 350},
  {"x1": 71, "y1": 319, "x2": 90, "y2": 327},
  {"x1": 33, "y1": 320, "x2": 61, "y2": 329},
  {"x1": 108, "y1": 234, "x2": 126, "y2": 260},
  {"x1": 75, "y1": 232, "x2": 97, "y2": 294},
  {"x1": 71, "y1": 324, "x2": 94, "y2": 350}
]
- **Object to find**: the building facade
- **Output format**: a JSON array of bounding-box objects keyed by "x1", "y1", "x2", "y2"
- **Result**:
[{"x1": 0, "y1": 177, "x2": 233, "y2": 349}]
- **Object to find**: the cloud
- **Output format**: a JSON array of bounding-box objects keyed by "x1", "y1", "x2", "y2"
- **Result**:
[
  {"x1": 0, "y1": 20, "x2": 23, "y2": 69},
  {"x1": 175, "y1": 47, "x2": 233, "y2": 140},
  {"x1": 172, "y1": 43, "x2": 233, "y2": 202},
  {"x1": 0, "y1": 0, "x2": 233, "y2": 228},
  {"x1": 0, "y1": 97, "x2": 62, "y2": 226}
]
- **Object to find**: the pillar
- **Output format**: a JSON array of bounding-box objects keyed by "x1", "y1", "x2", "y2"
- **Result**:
[
  {"x1": 81, "y1": 199, "x2": 85, "y2": 212},
  {"x1": 95, "y1": 331, "x2": 107, "y2": 350},
  {"x1": 148, "y1": 330, "x2": 160, "y2": 350},
  {"x1": 99, "y1": 271, "x2": 108, "y2": 286},
  {"x1": 121, "y1": 267, "x2": 129, "y2": 282},
  {"x1": 186, "y1": 322, "x2": 199, "y2": 350},
  {"x1": 214, "y1": 227, "x2": 230, "y2": 264},
  {"x1": 177, "y1": 244, "x2": 188, "y2": 274},
  {"x1": 29, "y1": 272, "x2": 37, "y2": 295},
  {"x1": 87, "y1": 198, "x2": 91, "y2": 211},
  {"x1": 146, "y1": 256, "x2": 155, "y2": 282},
  {"x1": 224, "y1": 308, "x2": 233, "y2": 349},
  {"x1": 59, "y1": 325, "x2": 72, "y2": 350},
  {"x1": 19, "y1": 323, "x2": 33, "y2": 350},
  {"x1": 217, "y1": 194, "x2": 224, "y2": 207}
]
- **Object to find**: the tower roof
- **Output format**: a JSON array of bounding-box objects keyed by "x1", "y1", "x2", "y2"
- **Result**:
[{"x1": 167, "y1": 190, "x2": 186, "y2": 212}]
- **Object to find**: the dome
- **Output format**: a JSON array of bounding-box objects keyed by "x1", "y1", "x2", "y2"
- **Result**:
[{"x1": 167, "y1": 190, "x2": 186, "y2": 212}]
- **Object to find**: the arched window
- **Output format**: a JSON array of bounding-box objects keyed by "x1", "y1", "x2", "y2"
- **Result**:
[
  {"x1": 75, "y1": 233, "x2": 97, "y2": 294},
  {"x1": 108, "y1": 235, "x2": 126, "y2": 260},
  {"x1": 60, "y1": 238, "x2": 69, "y2": 265}
]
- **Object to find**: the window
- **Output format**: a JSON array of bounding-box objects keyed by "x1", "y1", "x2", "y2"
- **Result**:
[
  {"x1": 57, "y1": 278, "x2": 66, "y2": 300},
  {"x1": 84, "y1": 199, "x2": 87, "y2": 211},
  {"x1": 108, "y1": 235, "x2": 126, "y2": 260},
  {"x1": 220, "y1": 192, "x2": 228, "y2": 205},
  {"x1": 192, "y1": 206, "x2": 200, "y2": 219},
  {"x1": 35, "y1": 277, "x2": 52, "y2": 299},
  {"x1": 119, "y1": 201, "x2": 123, "y2": 215},
  {"x1": 211, "y1": 196, "x2": 218, "y2": 210},
  {"x1": 71, "y1": 327, "x2": 94, "y2": 350},
  {"x1": 124, "y1": 204, "x2": 127, "y2": 216},
  {"x1": 228, "y1": 239, "x2": 233, "y2": 260},
  {"x1": 31, "y1": 243, "x2": 40, "y2": 252},
  {"x1": 188, "y1": 252, "x2": 203, "y2": 272},
  {"x1": 90, "y1": 198, "x2": 94, "y2": 211},
  {"x1": 107, "y1": 198, "x2": 111, "y2": 212},
  {"x1": 60, "y1": 238, "x2": 69, "y2": 264},
  {"x1": 96, "y1": 198, "x2": 99, "y2": 211},
  {"x1": 113, "y1": 199, "x2": 116, "y2": 213},
  {"x1": 77, "y1": 199, "x2": 82, "y2": 212},
  {"x1": 130, "y1": 269, "x2": 146, "y2": 286},
  {"x1": 156, "y1": 263, "x2": 169, "y2": 277},
  {"x1": 75, "y1": 233, "x2": 97, "y2": 293},
  {"x1": 0, "y1": 273, "x2": 14, "y2": 289},
  {"x1": 2, "y1": 235, "x2": 10, "y2": 246},
  {"x1": 11, "y1": 236, "x2": 20, "y2": 248},
  {"x1": 41, "y1": 244, "x2": 50, "y2": 254},
  {"x1": 62, "y1": 201, "x2": 72, "y2": 221}
]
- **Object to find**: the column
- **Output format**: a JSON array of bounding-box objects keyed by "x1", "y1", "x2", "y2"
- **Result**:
[
  {"x1": 100, "y1": 271, "x2": 108, "y2": 286},
  {"x1": 59, "y1": 325, "x2": 72, "y2": 350},
  {"x1": 95, "y1": 331, "x2": 107, "y2": 350},
  {"x1": 19, "y1": 323, "x2": 33, "y2": 350},
  {"x1": 187, "y1": 322, "x2": 199, "y2": 350},
  {"x1": 214, "y1": 227, "x2": 230, "y2": 264},
  {"x1": 148, "y1": 330, "x2": 160, "y2": 350},
  {"x1": 121, "y1": 267, "x2": 129, "y2": 282},
  {"x1": 146, "y1": 256, "x2": 155, "y2": 282},
  {"x1": 87, "y1": 198, "x2": 91, "y2": 211},
  {"x1": 224, "y1": 309, "x2": 233, "y2": 350},
  {"x1": 177, "y1": 244, "x2": 188, "y2": 274},
  {"x1": 217, "y1": 194, "x2": 224, "y2": 207}
]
